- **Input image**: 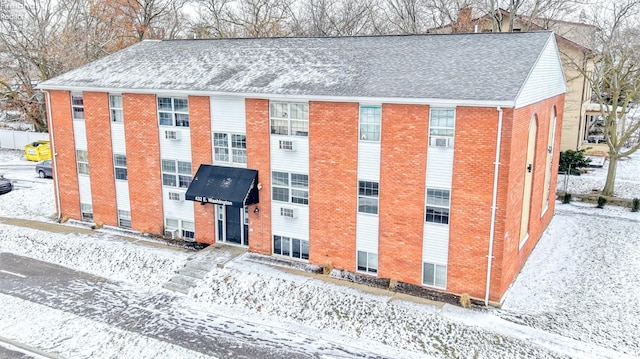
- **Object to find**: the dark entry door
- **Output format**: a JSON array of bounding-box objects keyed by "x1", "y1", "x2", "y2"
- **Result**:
[{"x1": 225, "y1": 206, "x2": 242, "y2": 244}]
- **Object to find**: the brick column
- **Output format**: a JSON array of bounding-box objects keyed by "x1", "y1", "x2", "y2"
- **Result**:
[
  {"x1": 84, "y1": 92, "x2": 117, "y2": 227},
  {"x1": 48, "y1": 90, "x2": 80, "y2": 220}
]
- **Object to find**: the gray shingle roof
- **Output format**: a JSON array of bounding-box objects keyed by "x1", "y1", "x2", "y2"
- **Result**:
[{"x1": 39, "y1": 32, "x2": 555, "y2": 103}]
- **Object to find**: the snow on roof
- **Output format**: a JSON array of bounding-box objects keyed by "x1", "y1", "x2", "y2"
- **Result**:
[{"x1": 39, "y1": 32, "x2": 556, "y2": 103}]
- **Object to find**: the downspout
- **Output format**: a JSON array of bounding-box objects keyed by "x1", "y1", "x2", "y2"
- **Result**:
[
  {"x1": 45, "y1": 91, "x2": 62, "y2": 221},
  {"x1": 485, "y1": 106, "x2": 504, "y2": 306}
]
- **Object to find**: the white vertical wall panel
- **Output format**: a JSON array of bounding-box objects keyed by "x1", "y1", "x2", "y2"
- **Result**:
[
  {"x1": 162, "y1": 188, "x2": 195, "y2": 221},
  {"x1": 425, "y1": 148, "x2": 454, "y2": 188},
  {"x1": 159, "y1": 128, "x2": 192, "y2": 162},
  {"x1": 111, "y1": 123, "x2": 126, "y2": 153},
  {"x1": 78, "y1": 176, "x2": 92, "y2": 204},
  {"x1": 515, "y1": 35, "x2": 567, "y2": 108},
  {"x1": 115, "y1": 182, "x2": 130, "y2": 211},
  {"x1": 422, "y1": 223, "x2": 450, "y2": 265},
  {"x1": 270, "y1": 137, "x2": 309, "y2": 173},
  {"x1": 72, "y1": 121, "x2": 88, "y2": 150},
  {"x1": 357, "y1": 142, "x2": 381, "y2": 181},
  {"x1": 271, "y1": 203, "x2": 309, "y2": 239},
  {"x1": 356, "y1": 214, "x2": 379, "y2": 253},
  {"x1": 211, "y1": 97, "x2": 246, "y2": 133}
]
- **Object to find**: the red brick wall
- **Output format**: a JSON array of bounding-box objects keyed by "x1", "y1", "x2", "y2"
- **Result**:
[
  {"x1": 378, "y1": 104, "x2": 429, "y2": 283},
  {"x1": 448, "y1": 106, "x2": 504, "y2": 300},
  {"x1": 308, "y1": 101, "x2": 359, "y2": 270},
  {"x1": 189, "y1": 96, "x2": 215, "y2": 244},
  {"x1": 48, "y1": 90, "x2": 80, "y2": 220},
  {"x1": 498, "y1": 94, "x2": 565, "y2": 300},
  {"x1": 123, "y1": 94, "x2": 163, "y2": 234},
  {"x1": 245, "y1": 98, "x2": 271, "y2": 254},
  {"x1": 84, "y1": 92, "x2": 117, "y2": 227}
]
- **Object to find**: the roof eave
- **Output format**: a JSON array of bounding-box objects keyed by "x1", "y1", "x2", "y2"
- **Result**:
[{"x1": 37, "y1": 84, "x2": 516, "y2": 108}]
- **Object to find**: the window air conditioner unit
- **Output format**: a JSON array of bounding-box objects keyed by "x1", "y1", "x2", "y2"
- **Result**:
[
  {"x1": 280, "y1": 207, "x2": 298, "y2": 218},
  {"x1": 165, "y1": 130, "x2": 181, "y2": 140},
  {"x1": 279, "y1": 139, "x2": 296, "y2": 152},
  {"x1": 164, "y1": 228, "x2": 179, "y2": 239},
  {"x1": 168, "y1": 191, "x2": 184, "y2": 202},
  {"x1": 431, "y1": 136, "x2": 453, "y2": 148}
]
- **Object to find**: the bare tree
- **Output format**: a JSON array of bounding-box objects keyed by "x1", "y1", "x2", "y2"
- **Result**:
[
  {"x1": 224, "y1": 0, "x2": 294, "y2": 37},
  {"x1": 113, "y1": 0, "x2": 187, "y2": 41},
  {"x1": 583, "y1": 0, "x2": 640, "y2": 196}
]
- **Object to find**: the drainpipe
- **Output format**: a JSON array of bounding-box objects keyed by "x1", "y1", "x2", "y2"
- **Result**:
[
  {"x1": 45, "y1": 91, "x2": 62, "y2": 221},
  {"x1": 485, "y1": 106, "x2": 504, "y2": 306}
]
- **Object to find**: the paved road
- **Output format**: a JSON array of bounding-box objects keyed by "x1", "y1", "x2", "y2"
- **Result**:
[{"x1": 0, "y1": 253, "x2": 390, "y2": 359}]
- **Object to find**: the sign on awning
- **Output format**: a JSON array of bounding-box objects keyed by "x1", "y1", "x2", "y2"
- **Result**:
[{"x1": 185, "y1": 165, "x2": 259, "y2": 207}]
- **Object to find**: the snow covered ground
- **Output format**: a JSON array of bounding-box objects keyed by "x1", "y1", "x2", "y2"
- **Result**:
[
  {"x1": 557, "y1": 150, "x2": 640, "y2": 199},
  {"x1": 0, "y1": 148, "x2": 639, "y2": 358}
]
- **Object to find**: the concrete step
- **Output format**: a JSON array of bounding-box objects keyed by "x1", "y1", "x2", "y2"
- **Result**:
[
  {"x1": 162, "y1": 281, "x2": 191, "y2": 294},
  {"x1": 168, "y1": 274, "x2": 199, "y2": 288},
  {"x1": 176, "y1": 267, "x2": 210, "y2": 279}
]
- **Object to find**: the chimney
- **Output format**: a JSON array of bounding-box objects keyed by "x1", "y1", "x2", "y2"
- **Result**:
[{"x1": 453, "y1": 7, "x2": 474, "y2": 33}]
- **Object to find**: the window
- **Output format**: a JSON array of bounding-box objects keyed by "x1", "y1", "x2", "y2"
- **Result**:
[
  {"x1": 165, "y1": 218, "x2": 195, "y2": 240},
  {"x1": 158, "y1": 97, "x2": 189, "y2": 127},
  {"x1": 71, "y1": 93, "x2": 84, "y2": 120},
  {"x1": 118, "y1": 210, "x2": 131, "y2": 229},
  {"x1": 162, "y1": 159, "x2": 192, "y2": 188},
  {"x1": 273, "y1": 235, "x2": 309, "y2": 260},
  {"x1": 357, "y1": 251, "x2": 378, "y2": 274},
  {"x1": 109, "y1": 94, "x2": 123, "y2": 122},
  {"x1": 213, "y1": 133, "x2": 247, "y2": 164},
  {"x1": 76, "y1": 150, "x2": 89, "y2": 175},
  {"x1": 270, "y1": 102, "x2": 308, "y2": 136},
  {"x1": 429, "y1": 108, "x2": 455, "y2": 146},
  {"x1": 182, "y1": 220, "x2": 195, "y2": 240},
  {"x1": 113, "y1": 154, "x2": 127, "y2": 180},
  {"x1": 359, "y1": 106, "x2": 381, "y2": 141},
  {"x1": 81, "y1": 203, "x2": 93, "y2": 222},
  {"x1": 358, "y1": 181, "x2": 379, "y2": 214},
  {"x1": 423, "y1": 262, "x2": 447, "y2": 288},
  {"x1": 425, "y1": 188, "x2": 450, "y2": 225},
  {"x1": 272, "y1": 171, "x2": 308, "y2": 205}
]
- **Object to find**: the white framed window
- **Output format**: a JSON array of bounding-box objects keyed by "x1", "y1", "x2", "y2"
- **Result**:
[
  {"x1": 425, "y1": 188, "x2": 450, "y2": 225},
  {"x1": 118, "y1": 210, "x2": 131, "y2": 228},
  {"x1": 358, "y1": 180, "x2": 379, "y2": 214},
  {"x1": 273, "y1": 235, "x2": 309, "y2": 260},
  {"x1": 76, "y1": 150, "x2": 89, "y2": 175},
  {"x1": 165, "y1": 218, "x2": 195, "y2": 240},
  {"x1": 423, "y1": 262, "x2": 446, "y2": 289},
  {"x1": 213, "y1": 133, "x2": 247, "y2": 164},
  {"x1": 429, "y1": 108, "x2": 455, "y2": 147},
  {"x1": 109, "y1": 94, "x2": 123, "y2": 122},
  {"x1": 71, "y1": 93, "x2": 84, "y2": 120},
  {"x1": 270, "y1": 102, "x2": 308, "y2": 136},
  {"x1": 113, "y1": 154, "x2": 127, "y2": 180},
  {"x1": 158, "y1": 97, "x2": 189, "y2": 127},
  {"x1": 359, "y1": 106, "x2": 381, "y2": 141},
  {"x1": 162, "y1": 159, "x2": 192, "y2": 188},
  {"x1": 272, "y1": 171, "x2": 308, "y2": 205},
  {"x1": 182, "y1": 220, "x2": 195, "y2": 240},
  {"x1": 81, "y1": 203, "x2": 93, "y2": 222},
  {"x1": 357, "y1": 251, "x2": 378, "y2": 274}
]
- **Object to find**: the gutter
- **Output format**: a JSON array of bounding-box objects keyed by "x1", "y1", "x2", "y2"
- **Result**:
[
  {"x1": 485, "y1": 106, "x2": 504, "y2": 306},
  {"x1": 44, "y1": 91, "x2": 62, "y2": 220}
]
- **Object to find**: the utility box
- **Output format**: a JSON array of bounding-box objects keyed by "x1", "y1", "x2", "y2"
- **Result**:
[{"x1": 24, "y1": 140, "x2": 51, "y2": 161}]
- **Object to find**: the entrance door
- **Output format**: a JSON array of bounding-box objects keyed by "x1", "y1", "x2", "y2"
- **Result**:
[{"x1": 216, "y1": 205, "x2": 248, "y2": 246}]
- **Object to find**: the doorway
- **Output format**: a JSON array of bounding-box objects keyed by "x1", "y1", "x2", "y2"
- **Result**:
[{"x1": 216, "y1": 205, "x2": 249, "y2": 246}]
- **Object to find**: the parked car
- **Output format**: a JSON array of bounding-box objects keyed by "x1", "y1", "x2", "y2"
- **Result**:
[
  {"x1": 0, "y1": 176, "x2": 12, "y2": 195},
  {"x1": 36, "y1": 160, "x2": 53, "y2": 178}
]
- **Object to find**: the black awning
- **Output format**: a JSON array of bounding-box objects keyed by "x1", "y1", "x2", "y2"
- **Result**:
[{"x1": 186, "y1": 165, "x2": 259, "y2": 207}]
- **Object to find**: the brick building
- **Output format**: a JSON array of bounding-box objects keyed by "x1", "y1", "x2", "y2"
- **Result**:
[{"x1": 39, "y1": 32, "x2": 565, "y2": 305}]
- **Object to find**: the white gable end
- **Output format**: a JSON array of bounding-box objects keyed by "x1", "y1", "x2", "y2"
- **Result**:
[{"x1": 514, "y1": 35, "x2": 566, "y2": 108}]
